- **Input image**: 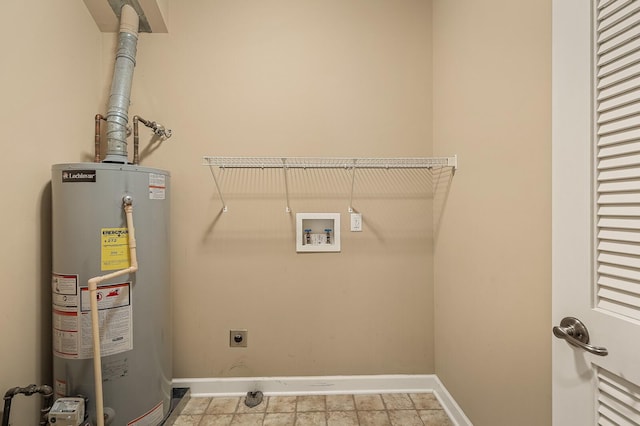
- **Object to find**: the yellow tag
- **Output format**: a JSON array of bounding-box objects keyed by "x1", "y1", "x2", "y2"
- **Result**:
[{"x1": 101, "y1": 228, "x2": 130, "y2": 271}]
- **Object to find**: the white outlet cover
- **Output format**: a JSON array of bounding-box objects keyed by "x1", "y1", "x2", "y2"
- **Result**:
[{"x1": 351, "y1": 213, "x2": 362, "y2": 232}]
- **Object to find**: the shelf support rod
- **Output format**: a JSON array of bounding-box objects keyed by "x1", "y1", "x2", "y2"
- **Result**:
[
  {"x1": 433, "y1": 165, "x2": 445, "y2": 203},
  {"x1": 208, "y1": 165, "x2": 228, "y2": 213},
  {"x1": 348, "y1": 159, "x2": 357, "y2": 213},
  {"x1": 282, "y1": 158, "x2": 291, "y2": 213}
]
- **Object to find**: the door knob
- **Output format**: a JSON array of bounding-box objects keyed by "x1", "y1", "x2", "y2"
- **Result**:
[{"x1": 553, "y1": 317, "x2": 608, "y2": 356}]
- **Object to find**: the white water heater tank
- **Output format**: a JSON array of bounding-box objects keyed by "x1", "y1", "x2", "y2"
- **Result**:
[{"x1": 51, "y1": 163, "x2": 171, "y2": 425}]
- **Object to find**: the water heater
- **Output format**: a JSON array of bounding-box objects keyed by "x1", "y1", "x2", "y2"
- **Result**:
[{"x1": 51, "y1": 163, "x2": 171, "y2": 425}]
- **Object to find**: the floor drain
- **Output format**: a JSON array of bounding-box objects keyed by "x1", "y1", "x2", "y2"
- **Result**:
[{"x1": 244, "y1": 391, "x2": 263, "y2": 408}]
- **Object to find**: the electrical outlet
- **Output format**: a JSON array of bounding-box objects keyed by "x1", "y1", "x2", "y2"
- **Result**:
[
  {"x1": 350, "y1": 213, "x2": 362, "y2": 232},
  {"x1": 229, "y1": 329, "x2": 248, "y2": 347}
]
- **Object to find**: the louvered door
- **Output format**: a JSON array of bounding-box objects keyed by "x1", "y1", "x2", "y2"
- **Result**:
[
  {"x1": 553, "y1": 0, "x2": 640, "y2": 424},
  {"x1": 596, "y1": 0, "x2": 640, "y2": 322}
]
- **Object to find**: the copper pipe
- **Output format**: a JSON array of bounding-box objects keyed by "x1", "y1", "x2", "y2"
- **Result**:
[
  {"x1": 94, "y1": 114, "x2": 105, "y2": 162},
  {"x1": 133, "y1": 115, "x2": 140, "y2": 165}
]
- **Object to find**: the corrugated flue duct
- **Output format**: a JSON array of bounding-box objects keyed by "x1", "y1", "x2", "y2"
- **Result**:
[{"x1": 104, "y1": 4, "x2": 139, "y2": 163}]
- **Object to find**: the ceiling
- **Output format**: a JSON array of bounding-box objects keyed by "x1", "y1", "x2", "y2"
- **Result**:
[{"x1": 82, "y1": 0, "x2": 168, "y2": 33}]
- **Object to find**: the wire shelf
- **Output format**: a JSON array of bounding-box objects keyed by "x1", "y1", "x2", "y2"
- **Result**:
[
  {"x1": 203, "y1": 156, "x2": 457, "y2": 169},
  {"x1": 203, "y1": 155, "x2": 457, "y2": 213}
]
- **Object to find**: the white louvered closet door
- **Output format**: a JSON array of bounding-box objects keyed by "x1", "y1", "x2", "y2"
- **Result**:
[
  {"x1": 597, "y1": 0, "x2": 640, "y2": 321},
  {"x1": 553, "y1": 0, "x2": 640, "y2": 424}
]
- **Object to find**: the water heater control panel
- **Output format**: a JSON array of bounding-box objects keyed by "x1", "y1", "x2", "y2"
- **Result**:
[{"x1": 48, "y1": 397, "x2": 86, "y2": 425}]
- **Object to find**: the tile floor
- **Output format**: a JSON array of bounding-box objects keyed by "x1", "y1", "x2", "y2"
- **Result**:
[{"x1": 168, "y1": 393, "x2": 453, "y2": 426}]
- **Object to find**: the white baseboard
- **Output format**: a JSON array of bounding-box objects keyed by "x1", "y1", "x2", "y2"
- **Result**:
[{"x1": 173, "y1": 374, "x2": 472, "y2": 426}]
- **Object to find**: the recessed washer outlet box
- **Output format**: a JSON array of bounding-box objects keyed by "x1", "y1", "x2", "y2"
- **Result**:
[
  {"x1": 296, "y1": 213, "x2": 341, "y2": 252},
  {"x1": 230, "y1": 330, "x2": 248, "y2": 347}
]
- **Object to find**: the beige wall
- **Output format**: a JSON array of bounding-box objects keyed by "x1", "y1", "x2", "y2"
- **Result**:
[
  {"x1": 433, "y1": 1, "x2": 552, "y2": 425},
  {"x1": 0, "y1": 1, "x2": 101, "y2": 424},
  {"x1": 108, "y1": 0, "x2": 436, "y2": 379},
  {"x1": 0, "y1": 1, "x2": 553, "y2": 424}
]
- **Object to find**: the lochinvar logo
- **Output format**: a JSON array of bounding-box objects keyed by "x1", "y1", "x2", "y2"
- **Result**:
[{"x1": 62, "y1": 170, "x2": 96, "y2": 183}]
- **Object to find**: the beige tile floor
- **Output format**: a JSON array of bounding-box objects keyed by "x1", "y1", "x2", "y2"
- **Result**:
[{"x1": 168, "y1": 393, "x2": 453, "y2": 426}]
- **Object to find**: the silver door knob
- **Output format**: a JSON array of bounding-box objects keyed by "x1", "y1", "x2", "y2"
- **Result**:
[{"x1": 553, "y1": 317, "x2": 608, "y2": 356}]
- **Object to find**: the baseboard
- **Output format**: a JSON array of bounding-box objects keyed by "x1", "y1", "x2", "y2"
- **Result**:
[{"x1": 172, "y1": 374, "x2": 472, "y2": 426}]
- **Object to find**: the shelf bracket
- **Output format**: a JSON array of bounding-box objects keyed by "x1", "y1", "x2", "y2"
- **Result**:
[
  {"x1": 433, "y1": 155, "x2": 457, "y2": 198},
  {"x1": 449, "y1": 154, "x2": 458, "y2": 176},
  {"x1": 433, "y1": 165, "x2": 445, "y2": 202},
  {"x1": 208, "y1": 164, "x2": 228, "y2": 213},
  {"x1": 348, "y1": 159, "x2": 357, "y2": 213},
  {"x1": 282, "y1": 158, "x2": 291, "y2": 213}
]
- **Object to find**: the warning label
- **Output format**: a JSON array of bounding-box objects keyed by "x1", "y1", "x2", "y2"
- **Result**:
[
  {"x1": 149, "y1": 173, "x2": 166, "y2": 200},
  {"x1": 102, "y1": 356, "x2": 129, "y2": 382},
  {"x1": 101, "y1": 228, "x2": 130, "y2": 271},
  {"x1": 79, "y1": 282, "x2": 133, "y2": 358},
  {"x1": 54, "y1": 379, "x2": 67, "y2": 399},
  {"x1": 52, "y1": 273, "x2": 78, "y2": 311},
  {"x1": 52, "y1": 273, "x2": 79, "y2": 358},
  {"x1": 53, "y1": 319, "x2": 79, "y2": 357},
  {"x1": 52, "y1": 274, "x2": 133, "y2": 360}
]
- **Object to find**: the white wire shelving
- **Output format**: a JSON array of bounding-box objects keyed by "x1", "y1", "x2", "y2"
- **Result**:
[{"x1": 202, "y1": 156, "x2": 457, "y2": 213}]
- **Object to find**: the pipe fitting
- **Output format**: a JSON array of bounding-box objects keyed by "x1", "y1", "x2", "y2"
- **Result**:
[
  {"x1": 2, "y1": 384, "x2": 54, "y2": 426},
  {"x1": 4, "y1": 387, "x2": 23, "y2": 400},
  {"x1": 119, "y1": 4, "x2": 139, "y2": 35}
]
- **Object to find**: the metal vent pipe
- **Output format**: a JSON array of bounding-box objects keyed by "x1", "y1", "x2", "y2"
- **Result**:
[{"x1": 104, "y1": 4, "x2": 139, "y2": 163}]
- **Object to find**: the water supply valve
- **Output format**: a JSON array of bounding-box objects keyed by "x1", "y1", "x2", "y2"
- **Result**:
[
  {"x1": 137, "y1": 116, "x2": 172, "y2": 140},
  {"x1": 152, "y1": 124, "x2": 172, "y2": 139}
]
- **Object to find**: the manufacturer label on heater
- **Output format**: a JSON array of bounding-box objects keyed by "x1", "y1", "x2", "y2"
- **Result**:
[{"x1": 62, "y1": 170, "x2": 96, "y2": 183}]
